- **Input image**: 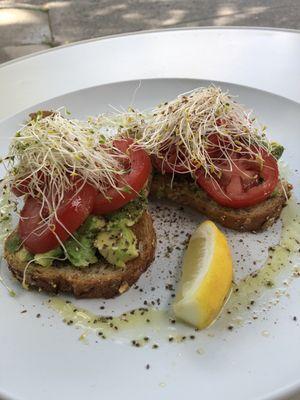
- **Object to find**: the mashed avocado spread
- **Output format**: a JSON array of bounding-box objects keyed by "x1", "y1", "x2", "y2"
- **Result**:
[
  {"x1": 270, "y1": 142, "x2": 284, "y2": 160},
  {"x1": 8, "y1": 195, "x2": 147, "y2": 269},
  {"x1": 95, "y1": 225, "x2": 138, "y2": 268}
]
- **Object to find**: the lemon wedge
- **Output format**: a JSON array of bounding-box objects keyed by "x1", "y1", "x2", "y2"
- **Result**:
[{"x1": 173, "y1": 220, "x2": 233, "y2": 329}]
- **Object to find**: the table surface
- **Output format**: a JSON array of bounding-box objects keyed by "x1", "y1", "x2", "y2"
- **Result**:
[{"x1": 1, "y1": 0, "x2": 300, "y2": 64}]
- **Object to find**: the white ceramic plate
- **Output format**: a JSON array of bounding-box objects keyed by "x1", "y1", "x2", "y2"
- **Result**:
[
  {"x1": 1, "y1": 27, "x2": 300, "y2": 122},
  {"x1": 0, "y1": 78, "x2": 300, "y2": 400},
  {"x1": 1, "y1": 27, "x2": 300, "y2": 400}
]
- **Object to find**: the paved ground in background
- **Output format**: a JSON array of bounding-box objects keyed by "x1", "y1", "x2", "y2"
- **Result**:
[{"x1": 0, "y1": 0, "x2": 299, "y2": 63}]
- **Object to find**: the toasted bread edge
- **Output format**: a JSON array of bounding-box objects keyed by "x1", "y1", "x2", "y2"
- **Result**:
[
  {"x1": 4, "y1": 211, "x2": 156, "y2": 299},
  {"x1": 151, "y1": 174, "x2": 292, "y2": 232}
]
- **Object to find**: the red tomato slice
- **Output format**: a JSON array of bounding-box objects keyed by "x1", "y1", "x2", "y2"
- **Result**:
[
  {"x1": 205, "y1": 133, "x2": 232, "y2": 159},
  {"x1": 153, "y1": 136, "x2": 232, "y2": 174},
  {"x1": 18, "y1": 181, "x2": 97, "y2": 253},
  {"x1": 152, "y1": 144, "x2": 191, "y2": 174},
  {"x1": 196, "y1": 147, "x2": 279, "y2": 208},
  {"x1": 92, "y1": 138, "x2": 151, "y2": 215},
  {"x1": 12, "y1": 176, "x2": 32, "y2": 197},
  {"x1": 12, "y1": 171, "x2": 46, "y2": 197}
]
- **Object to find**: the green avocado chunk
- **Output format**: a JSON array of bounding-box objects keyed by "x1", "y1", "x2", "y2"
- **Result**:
[
  {"x1": 65, "y1": 235, "x2": 98, "y2": 267},
  {"x1": 34, "y1": 247, "x2": 63, "y2": 267},
  {"x1": 7, "y1": 233, "x2": 32, "y2": 263},
  {"x1": 270, "y1": 141, "x2": 284, "y2": 160},
  {"x1": 95, "y1": 195, "x2": 146, "y2": 267},
  {"x1": 6, "y1": 233, "x2": 22, "y2": 253},
  {"x1": 95, "y1": 225, "x2": 139, "y2": 268},
  {"x1": 255, "y1": 137, "x2": 284, "y2": 160},
  {"x1": 16, "y1": 247, "x2": 33, "y2": 263},
  {"x1": 107, "y1": 193, "x2": 147, "y2": 227},
  {"x1": 77, "y1": 215, "x2": 106, "y2": 236},
  {"x1": 64, "y1": 215, "x2": 106, "y2": 267}
]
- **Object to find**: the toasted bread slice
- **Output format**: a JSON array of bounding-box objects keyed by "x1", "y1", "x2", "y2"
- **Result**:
[
  {"x1": 4, "y1": 211, "x2": 156, "y2": 299},
  {"x1": 151, "y1": 174, "x2": 292, "y2": 232}
]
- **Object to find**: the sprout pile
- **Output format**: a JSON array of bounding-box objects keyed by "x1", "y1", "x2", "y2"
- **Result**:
[
  {"x1": 128, "y1": 85, "x2": 271, "y2": 177},
  {"x1": 0, "y1": 86, "x2": 275, "y2": 239},
  {"x1": 0, "y1": 110, "x2": 128, "y2": 238}
]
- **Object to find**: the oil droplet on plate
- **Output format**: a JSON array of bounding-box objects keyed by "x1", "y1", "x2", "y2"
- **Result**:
[{"x1": 220, "y1": 198, "x2": 300, "y2": 327}]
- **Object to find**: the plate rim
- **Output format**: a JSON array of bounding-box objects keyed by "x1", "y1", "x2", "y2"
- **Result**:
[
  {"x1": 1, "y1": 26, "x2": 300, "y2": 121},
  {"x1": 0, "y1": 26, "x2": 299, "y2": 69},
  {"x1": 0, "y1": 77, "x2": 299, "y2": 127}
]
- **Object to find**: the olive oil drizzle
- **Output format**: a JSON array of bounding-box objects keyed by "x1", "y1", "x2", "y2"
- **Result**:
[
  {"x1": 48, "y1": 199, "x2": 300, "y2": 338},
  {"x1": 48, "y1": 298, "x2": 175, "y2": 340},
  {"x1": 222, "y1": 198, "x2": 300, "y2": 325}
]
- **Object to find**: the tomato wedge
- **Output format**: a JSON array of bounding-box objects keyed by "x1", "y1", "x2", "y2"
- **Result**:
[
  {"x1": 152, "y1": 144, "x2": 191, "y2": 174},
  {"x1": 205, "y1": 133, "x2": 232, "y2": 159},
  {"x1": 92, "y1": 138, "x2": 151, "y2": 215},
  {"x1": 196, "y1": 147, "x2": 279, "y2": 208},
  {"x1": 12, "y1": 176, "x2": 32, "y2": 197},
  {"x1": 153, "y1": 137, "x2": 233, "y2": 174},
  {"x1": 12, "y1": 171, "x2": 46, "y2": 197},
  {"x1": 19, "y1": 181, "x2": 97, "y2": 254}
]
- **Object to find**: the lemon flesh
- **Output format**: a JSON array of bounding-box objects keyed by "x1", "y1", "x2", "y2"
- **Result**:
[{"x1": 173, "y1": 220, "x2": 233, "y2": 329}]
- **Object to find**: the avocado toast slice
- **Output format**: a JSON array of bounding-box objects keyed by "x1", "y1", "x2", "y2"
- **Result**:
[
  {"x1": 4, "y1": 210, "x2": 156, "y2": 299},
  {"x1": 127, "y1": 86, "x2": 292, "y2": 231},
  {"x1": 1, "y1": 111, "x2": 156, "y2": 298},
  {"x1": 151, "y1": 174, "x2": 292, "y2": 232}
]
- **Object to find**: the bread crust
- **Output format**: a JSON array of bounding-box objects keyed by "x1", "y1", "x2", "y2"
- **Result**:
[
  {"x1": 151, "y1": 174, "x2": 292, "y2": 232},
  {"x1": 4, "y1": 211, "x2": 156, "y2": 299}
]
